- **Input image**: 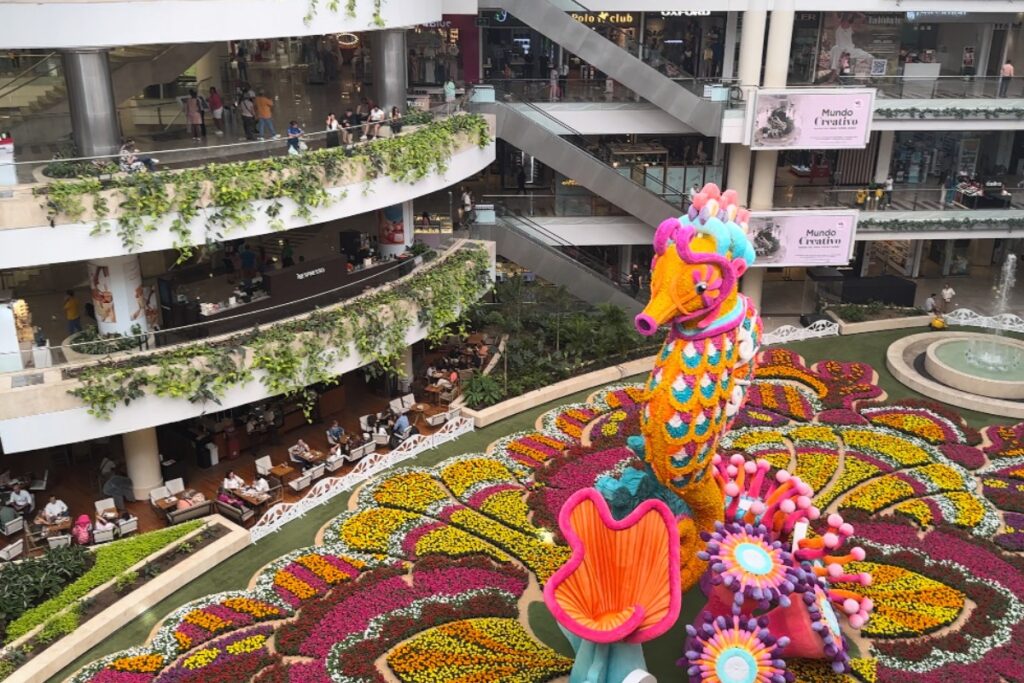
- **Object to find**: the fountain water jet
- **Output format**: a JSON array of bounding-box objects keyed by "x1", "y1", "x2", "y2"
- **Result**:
[{"x1": 965, "y1": 254, "x2": 1020, "y2": 373}]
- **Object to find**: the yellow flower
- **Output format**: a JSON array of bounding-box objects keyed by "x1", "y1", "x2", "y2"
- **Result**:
[
  {"x1": 440, "y1": 458, "x2": 517, "y2": 497},
  {"x1": 183, "y1": 647, "x2": 220, "y2": 670},
  {"x1": 372, "y1": 472, "x2": 449, "y2": 512},
  {"x1": 339, "y1": 508, "x2": 419, "y2": 552},
  {"x1": 225, "y1": 634, "x2": 267, "y2": 655}
]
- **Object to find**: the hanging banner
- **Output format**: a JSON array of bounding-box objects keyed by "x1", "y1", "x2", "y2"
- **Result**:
[
  {"x1": 748, "y1": 210, "x2": 858, "y2": 268},
  {"x1": 750, "y1": 88, "x2": 875, "y2": 150}
]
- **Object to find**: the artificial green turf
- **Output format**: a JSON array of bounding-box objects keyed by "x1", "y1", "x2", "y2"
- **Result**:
[{"x1": 53, "y1": 328, "x2": 1016, "y2": 681}]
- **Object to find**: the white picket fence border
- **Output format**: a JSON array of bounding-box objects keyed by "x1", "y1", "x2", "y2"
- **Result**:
[
  {"x1": 943, "y1": 308, "x2": 1024, "y2": 334},
  {"x1": 248, "y1": 416, "x2": 475, "y2": 543},
  {"x1": 761, "y1": 318, "x2": 840, "y2": 346}
]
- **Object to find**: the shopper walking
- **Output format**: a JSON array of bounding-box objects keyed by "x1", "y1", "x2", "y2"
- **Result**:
[
  {"x1": 63, "y1": 290, "x2": 82, "y2": 334},
  {"x1": 208, "y1": 87, "x2": 224, "y2": 135},
  {"x1": 516, "y1": 167, "x2": 526, "y2": 195},
  {"x1": 443, "y1": 79, "x2": 456, "y2": 115},
  {"x1": 559, "y1": 60, "x2": 569, "y2": 99},
  {"x1": 325, "y1": 112, "x2": 340, "y2": 148},
  {"x1": 184, "y1": 89, "x2": 203, "y2": 141},
  {"x1": 1000, "y1": 60, "x2": 1014, "y2": 97},
  {"x1": 883, "y1": 174, "x2": 894, "y2": 208},
  {"x1": 254, "y1": 90, "x2": 278, "y2": 140}
]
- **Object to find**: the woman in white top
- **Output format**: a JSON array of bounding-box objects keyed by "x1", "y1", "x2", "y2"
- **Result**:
[
  {"x1": 94, "y1": 516, "x2": 115, "y2": 532},
  {"x1": 223, "y1": 471, "x2": 246, "y2": 491},
  {"x1": 253, "y1": 477, "x2": 270, "y2": 493},
  {"x1": 366, "y1": 105, "x2": 385, "y2": 139},
  {"x1": 42, "y1": 496, "x2": 69, "y2": 522}
]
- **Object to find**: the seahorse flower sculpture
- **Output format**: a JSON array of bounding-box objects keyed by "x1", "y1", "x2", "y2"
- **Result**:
[{"x1": 635, "y1": 184, "x2": 762, "y2": 545}]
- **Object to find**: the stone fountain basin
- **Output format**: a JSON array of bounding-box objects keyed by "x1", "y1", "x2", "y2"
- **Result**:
[
  {"x1": 888, "y1": 331, "x2": 1024, "y2": 418},
  {"x1": 925, "y1": 335, "x2": 1024, "y2": 400}
]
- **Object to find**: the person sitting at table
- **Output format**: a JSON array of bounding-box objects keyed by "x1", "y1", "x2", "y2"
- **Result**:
[
  {"x1": 389, "y1": 412, "x2": 412, "y2": 448},
  {"x1": 94, "y1": 515, "x2": 115, "y2": 534},
  {"x1": 362, "y1": 414, "x2": 378, "y2": 440},
  {"x1": 8, "y1": 484, "x2": 34, "y2": 518},
  {"x1": 289, "y1": 439, "x2": 313, "y2": 469},
  {"x1": 71, "y1": 514, "x2": 92, "y2": 545},
  {"x1": 327, "y1": 420, "x2": 345, "y2": 445},
  {"x1": 223, "y1": 470, "x2": 246, "y2": 491},
  {"x1": 102, "y1": 468, "x2": 135, "y2": 508},
  {"x1": 39, "y1": 495, "x2": 69, "y2": 524},
  {"x1": 0, "y1": 504, "x2": 17, "y2": 529},
  {"x1": 253, "y1": 476, "x2": 270, "y2": 494},
  {"x1": 375, "y1": 417, "x2": 392, "y2": 438}
]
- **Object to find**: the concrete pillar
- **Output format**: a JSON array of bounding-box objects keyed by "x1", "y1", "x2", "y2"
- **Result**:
[
  {"x1": 723, "y1": 12, "x2": 739, "y2": 79},
  {"x1": 124, "y1": 427, "x2": 162, "y2": 500},
  {"x1": 372, "y1": 29, "x2": 408, "y2": 111},
  {"x1": 742, "y1": 9, "x2": 793, "y2": 308},
  {"x1": 398, "y1": 344, "x2": 414, "y2": 394},
  {"x1": 619, "y1": 244, "x2": 634, "y2": 281},
  {"x1": 62, "y1": 49, "x2": 121, "y2": 157},
  {"x1": 87, "y1": 255, "x2": 152, "y2": 336},
  {"x1": 873, "y1": 130, "x2": 896, "y2": 183},
  {"x1": 194, "y1": 44, "x2": 227, "y2": 95},
  {"x1": 737, "y1": 11, "x2": 767, "y2": 88}
]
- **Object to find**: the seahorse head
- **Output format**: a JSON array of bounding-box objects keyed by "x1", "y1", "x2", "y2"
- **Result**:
[{"x1": 635, "y1": 184, "x2": 755, "y2": 337}]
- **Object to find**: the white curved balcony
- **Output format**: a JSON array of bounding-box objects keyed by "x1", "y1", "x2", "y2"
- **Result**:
[
  {"x1": 0, "y1": 114, "x2": 496, "y2": 269},
  {"x1": 0, "y1": 0, "x2": 443, "y2": 49},
  {"x1": 0, "y1": 239, "x2": 496, "y2": 453}
]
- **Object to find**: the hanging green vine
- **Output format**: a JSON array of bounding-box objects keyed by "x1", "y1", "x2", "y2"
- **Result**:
[
  {"x1": 35, "y1": 114, "x2": 491, "y2": 264},
  {"x1": 875, "y1": 106, "x2": 1024, "y2": 120},
  {"x1": 68, "y1": 246, "x2": 492, "y2": 420},
  {"x1": 859, "y1": 216, "x2": 1024, "y2": 232}
]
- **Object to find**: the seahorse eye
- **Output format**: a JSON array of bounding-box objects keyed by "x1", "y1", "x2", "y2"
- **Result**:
[{"x1": 696, "y1": 283, "x2": 708, "y2": 294}]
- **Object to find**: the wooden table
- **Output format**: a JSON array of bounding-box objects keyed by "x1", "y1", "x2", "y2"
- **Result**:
[
  {"x1": 297, "y1": 449, "x2": 326, "y2": 465},
  {"x1": 424, "y1": 385, "x2": 442, "y2": 403},
  {"x1": 410, "y1": 403, "x2": 429, "y2": 424},
  {"x1": 270, "y1": 463, "x2": 296, "y2": 481},
  {"x1": 235, "y1": 489, "x2": 271, "y2": 508},
  {"x1": 466, "y1": 333, "x2": 485, "y2": 345},
  {"x1": 154, "y1": 497, "x2": 179, "y2": 512}
]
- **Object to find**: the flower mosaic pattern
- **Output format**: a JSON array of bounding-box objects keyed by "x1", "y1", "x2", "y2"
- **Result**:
[{"x1": 73, "y1": 351, "x2": 1024, "y2": 683}]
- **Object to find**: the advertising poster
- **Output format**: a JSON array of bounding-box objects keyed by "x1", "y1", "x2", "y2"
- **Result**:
[
  {"x1": 817, "y1": 12, "x2": 902, "y2": 81},
  {"x1": 748, "y1": 210, "x2": 857, "y2": 268},
  {"x1": 377, "y1": 204, "x2": 406, "y2": 245},
  {"x1": 88, "y1": 256, "x2": 148, "y2": 335},
  {"x1": 751, "y1": 88, "x2": 874, "y2": 150}
]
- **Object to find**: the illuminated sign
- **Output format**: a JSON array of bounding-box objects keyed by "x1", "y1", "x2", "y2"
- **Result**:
[
  {"x1": 570, "y1": 12, "x2": 636, "y2": 25},
  {"x1": 660, "y1": 11, "x2": 712, "y2": 17},
  {"x1": 906, "y1": 11, "x2": 967, "y2": 21}
]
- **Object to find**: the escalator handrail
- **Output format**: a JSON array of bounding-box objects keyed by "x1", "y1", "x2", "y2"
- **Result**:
[{"x1": 490, "y1": 86, "x2": 687, "y2": 203}]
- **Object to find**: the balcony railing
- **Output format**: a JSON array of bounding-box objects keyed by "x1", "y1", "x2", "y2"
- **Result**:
[
  {"x1": 799, "y1": 75, "x2": 1023, "y2": 100},
  {"x1": 774, "y1": 186, "x2": 1024, "y2": 212}
]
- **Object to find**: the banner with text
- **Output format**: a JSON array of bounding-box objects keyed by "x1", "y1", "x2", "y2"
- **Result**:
[
  {"x1": 750, "y1": 88, "x2": 874, "y2": 150},
  {"x1": 748, "y1": 210, "x2": 858, "y2": 268}
]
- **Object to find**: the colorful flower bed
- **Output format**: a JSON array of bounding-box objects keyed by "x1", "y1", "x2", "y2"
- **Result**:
[{"x1": 70, "y1": 351, "x2": 1024, "y2": 683}]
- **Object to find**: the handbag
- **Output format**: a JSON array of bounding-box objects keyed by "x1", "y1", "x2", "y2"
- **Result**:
[{"x1": 298, "y1": 140, "x2": 309, "y2": 151}]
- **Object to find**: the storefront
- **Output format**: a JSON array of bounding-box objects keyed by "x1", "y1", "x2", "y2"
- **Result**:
[
  {"x1": 640, "y1": 11, "x2": 726, "y2": 78},
  {"x1": 407, "y1": 16, "x2": 480, "y2": 85},
  {"x1": 892, "y1": 130, "x2": 1016, "y2": 185}
]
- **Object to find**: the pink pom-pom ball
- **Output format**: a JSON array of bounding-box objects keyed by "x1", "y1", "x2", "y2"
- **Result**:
[
  {"x1": 843, "y1": 598, "x2": 860, "y2": 615},
  {"x1": 807, "y1": 507, "x2": 821, "y2": 520},
  {"x1": 859, "y1": 572, "x2": 873, "y2": 586},
  {"x1": 744, "y1": 461, "x2": 758, "y2": 474},
  {"x1": 840, "y1": 523, "x2": 855, "y2": 536},
  {"x1": 702, "y1": 183, "x2": 721, "y2": 199},
  {"x1": 749, "y1": 501, "x2": 766, "y2": 515},
  {"x1": 776, "y1": 470, "x2": 791, "y2": 483},
  {"x1": 849, "y1": 614, "x2": 865, "y2": 629},
  {"x1": 823, "y1": 532, "x2": 839, "y2": 548},
  {"x1": 827, "y1": 513, "x2": 844, "y2": 528},
  {"x1": 724, "y1": 482, "x2": 740, "y2": 497},
  {"x1": 851, "y1": 547, "x2": 866, "y2": 561},
  {"x1": 780, "y1": 499, "x2": 796, "y2": 514},
  {"x1": 827, "y1": 563, "x2": 843, "y2": 578},
  {"x1": 730, "y1": 453, "x2": 745, "y2": 465},
  {"x1": 796, "y1": 495, "x2": 812, "y2": 509}
]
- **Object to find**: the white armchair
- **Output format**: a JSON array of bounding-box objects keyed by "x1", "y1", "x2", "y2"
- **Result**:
[
  {"x1": 166, "y1": 478, "x2": 185, "y2": 496},
  {"x1": 400, "y1": 393, "x2": 416, "y2": 411},
  {"x1": 117, "y1": 516, "x2": 138, "y2": 536},
  {"x1": 92, "y1": 527, "x2": 115, "y2": 544},
  {"x1": 255, "y1": 456, "x2": 273, "y2": 477},
  {"x1": 325, "y1": 453, "x2": 345, "y2": 472},
  {"x1": 0, "y1": 539, "x2": 23, "y2": 561},
  {"x1": 389, "y1": 397, "x2": 406, "y2": 415},
  {"x1": 287, "y1": 473, "x2": 311, "y2": 493},
  {"x1": 426, "y1": 412, "x2": 448, "y2": 427},
  {"x1": 374, "y1": 432, "x2": 389, "y2": 446},
  {"x1": 149, "y1": 486, "x2": 171, "y2": 504},
  {"x1": 94, "y1": 498, "x2": 116, "y2": 516},
  {"x1": 1, "y1": 516, "x2": 23, "y2": 536},
  {"x1": 308, "y1": 463, "x2": 326, "y2": 481},
  {"x1": 47, "y1": 535, "x2": 71, "y2": 549}
]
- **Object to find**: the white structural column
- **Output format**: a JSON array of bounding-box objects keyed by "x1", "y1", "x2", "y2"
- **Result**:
[
  {"x1": 742, "y1": 9, "x2": 795, "y2": 308},
  {"x1": 86, "y1": 254, "x2": 151, "y2": 336},
  {"x1": 722, "y1": 12, "x2": 739, "y2": 80},
  {"x1": 873, "y1": 130, "x2": 896, "y2": 183},
  {"x1": 63, "y1": 49, "x2": 122, "y2": 158},
  {"x1": 398, "y1": 344, "x2": 414, "y2": 394},
  {"x1": 726, "y1": 10, "x2": 767, "y2": 205},
  {"x1": 123, "y1": 427, "x2": 163, "y2": 500},
  {"x1": 372, "y1": 29, "x2": 408, "y2": 111}
]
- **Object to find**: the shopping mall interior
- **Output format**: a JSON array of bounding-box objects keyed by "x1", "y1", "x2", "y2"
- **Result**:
[{"x1": 0, "y1": 2, "x2": 1023, "y2": 682}]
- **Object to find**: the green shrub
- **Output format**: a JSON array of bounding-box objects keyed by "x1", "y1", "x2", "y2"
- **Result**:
[
  {"x1": 114, "y1": 571, "x2": 138, "y2": 593},
  {"x1": 35, "y1": 606, "x2": 79, "y2": 645},
  {"x1": 462, "y1": 372, "x2": 503, "y2": 409},
  {"x1": 0, "y1": 545, "x2": 91, "y2": 635},
  {"x1": 5, "y1": 521, "x2": 203, "y2": 643},
  {"x1": 67, "y1": 324, "x2": 144, "y2": 355}
]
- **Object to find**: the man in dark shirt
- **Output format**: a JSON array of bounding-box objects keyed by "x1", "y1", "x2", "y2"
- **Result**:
[{"x1": 340, "y1": 108, "x2": 358, "y2": 145}]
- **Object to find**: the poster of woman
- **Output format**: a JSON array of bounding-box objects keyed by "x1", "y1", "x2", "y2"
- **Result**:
[
  {"x1": 816, "y1": 12, "x2": 900, "y2": 82},
  {"x1": 377, "y1": 204, "x2": 406, "y2": 246},
  {"x1": 89, "y1": 265, "x2": 116, "y2": 324}
]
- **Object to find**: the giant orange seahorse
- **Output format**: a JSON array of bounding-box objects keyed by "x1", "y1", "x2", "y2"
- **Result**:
[{"x1": 634, "y1": 184, "x2": 762, "y2": 544}]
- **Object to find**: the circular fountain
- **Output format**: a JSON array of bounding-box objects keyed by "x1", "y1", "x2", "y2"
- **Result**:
[{"x1": 887, "y1": 254, "x2": 1024, "y2": 417}]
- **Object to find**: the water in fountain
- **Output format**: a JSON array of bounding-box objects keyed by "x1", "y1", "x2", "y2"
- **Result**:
[{"x1": 966, "y1": 254, "x2": 1021, "y2": 372}]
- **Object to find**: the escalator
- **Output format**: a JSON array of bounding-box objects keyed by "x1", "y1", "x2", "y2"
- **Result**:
[
  {"x1": 471, "y1": 88, "x2": 684, "y2": 229},
  {"x1": 477, "y1": 207, "x2": 644, "y2": 316},
  {"x1": 479, "y1": 0, "x2": 724, "y2": 136}
]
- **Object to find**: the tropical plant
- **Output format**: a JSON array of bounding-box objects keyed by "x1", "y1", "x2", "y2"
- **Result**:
[
  {"x1": 68, "y1": 247, "x2": 491, "y2": 420},
  {"x1": 67, "y1": 324, "x2": 144, "y2": 355},
  {"x1": 114, "y1": 570, "x2": 139, "y2": 593},
  {"x1": 36, "y1": 114, "x2": 491, "y2": 263},
  {"x1": 461, "y1": 372, "x2": 503, "y2": 409},
  {"x1": 0, "y1": 545, "x2": 91, "y2": 638}
]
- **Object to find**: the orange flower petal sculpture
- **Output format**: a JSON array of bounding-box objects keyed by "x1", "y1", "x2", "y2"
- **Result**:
[{"x1": 543, "y1": 488, "x2": 681, "y2": 644}]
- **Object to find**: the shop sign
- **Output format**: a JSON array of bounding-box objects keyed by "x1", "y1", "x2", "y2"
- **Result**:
[
  {"x1": 906, "y1": 11, "x2": 966, "y2": 21},
  {"x1": 750, "y1": 88, "x2": 874, "y2": 150},
  {"x1": 570, "y1": 12, "x2": 636, "y2": 26},
  {"x1": 747, "y1": 210, "x2": 857, "y2": 268},
  {"x1": 660, "y1": 11, "x2": 711, "y2": 17},
  {"x1": 296, "y1": 266, "x2": 326, "y2": 281}
]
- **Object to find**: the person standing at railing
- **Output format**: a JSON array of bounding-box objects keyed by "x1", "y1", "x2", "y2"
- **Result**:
[
  {"x1": 516, "y1": 167, "x2": 526, "y2": 195},
  {"x1": 559, "y1": 61, "x2": 569, "y2": 99},
  {"x1": 325, "y1": 112, "x2": 340, "y2": 148},
  {"x1": 239, "y1": 95, "x2": 257, "y2": 141},
  {"x1": 286, "y1": 120, "x2": 304, "y2": 154},
  {"x1": 1000, "y1": 60, "x2": 1014, "y2": 97},
  {"x1": 548, "y1": 65, "x2": 559, "y2": 101},
  {"x1": 340, "y1": 108, "x2": 357, "y2": 145},
  {"x1": 883, "y1": 174, "x2": 894, "y2": 209},
  {"x1": 183, "y1": 89, "x2": 203, "y2": 142},
  {"x1": 254, "y1": 90, "x2": 279, "y2": 140},
  {"x1": 629, "y1": 264, "x2": 641, "y2": 297},
  {"x1": 208, "y1": 87, "x2": 224, "y2": 136},
  {"x1": 443, "y1": 79, "x2": 456, "y2": 115}
]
